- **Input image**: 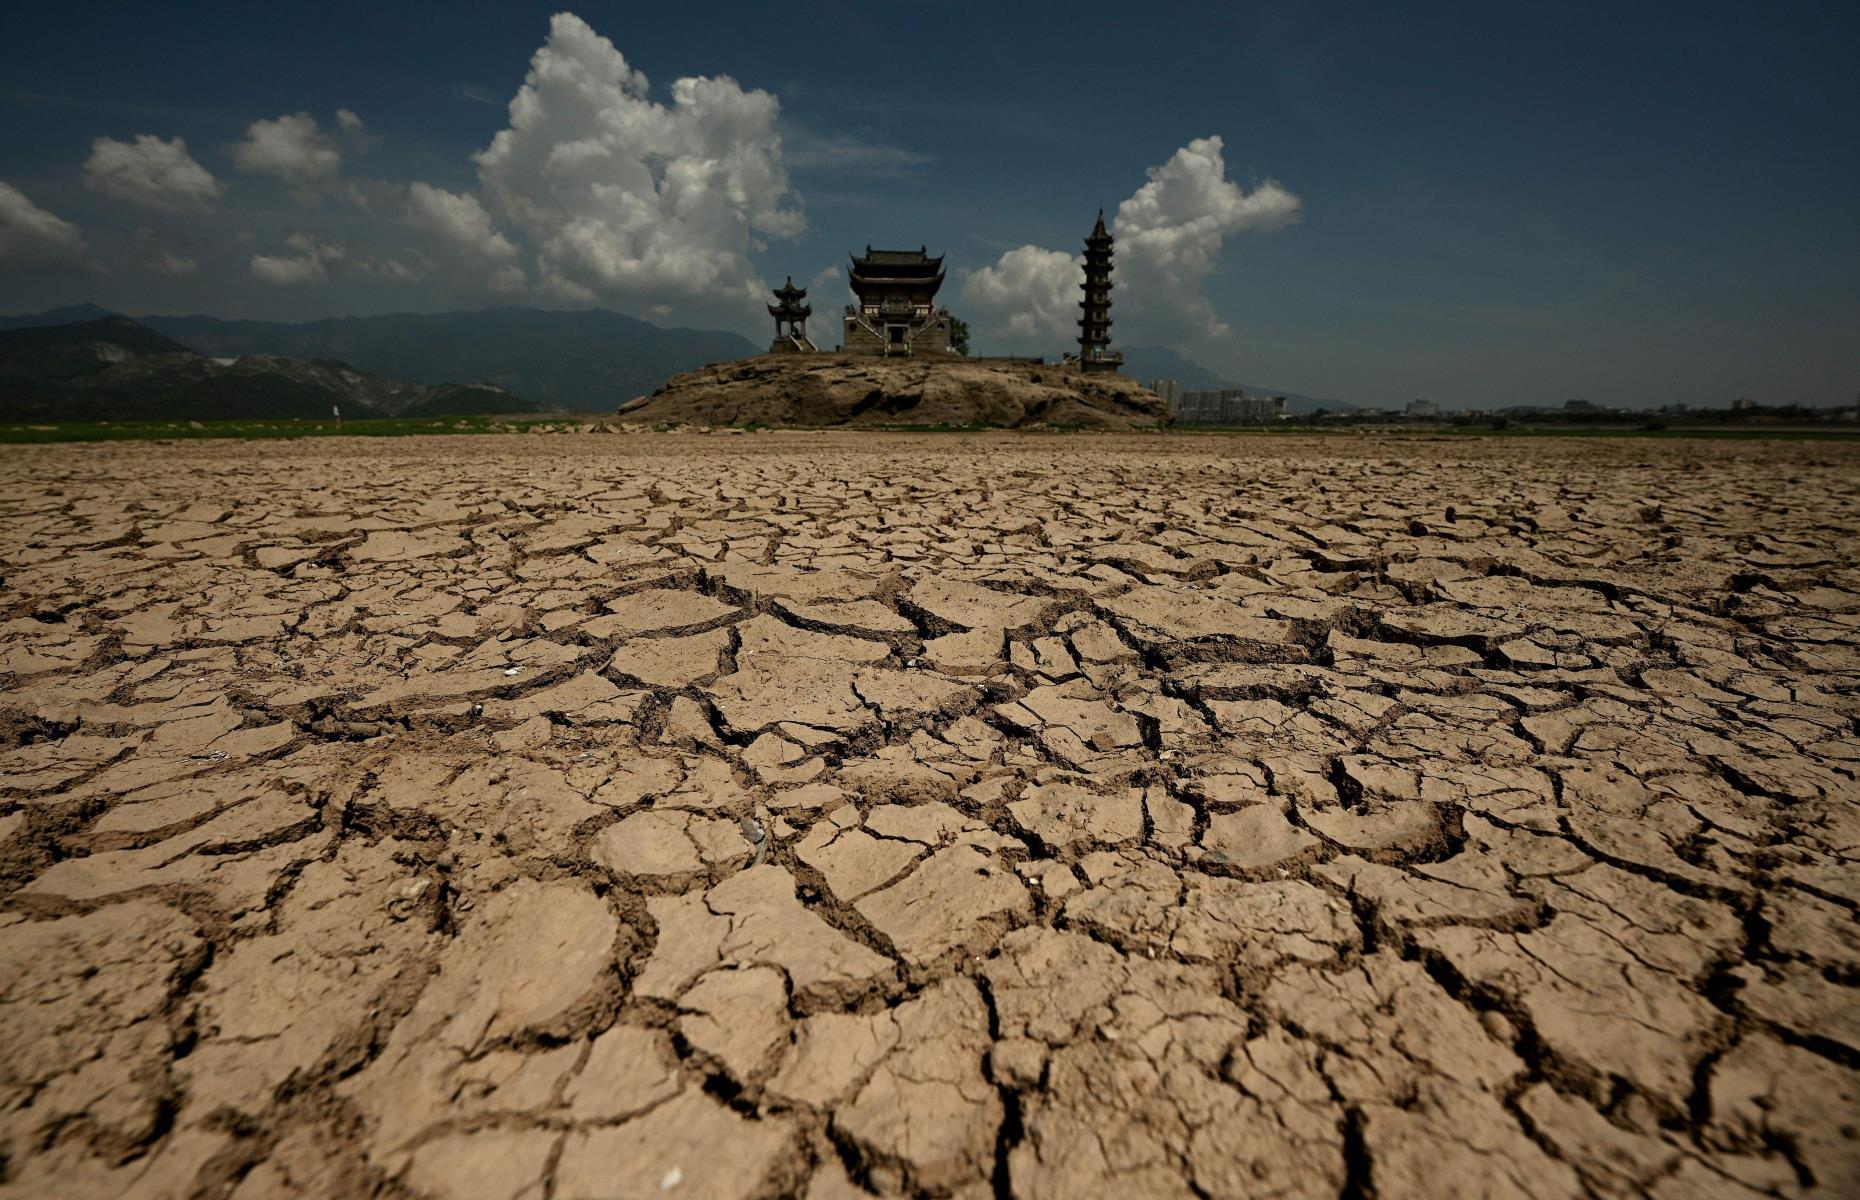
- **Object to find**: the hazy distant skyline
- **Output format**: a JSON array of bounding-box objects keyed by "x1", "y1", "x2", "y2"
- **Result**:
[{"x1": 1, "y1": 1, "x2": 1855, "y2": 408}]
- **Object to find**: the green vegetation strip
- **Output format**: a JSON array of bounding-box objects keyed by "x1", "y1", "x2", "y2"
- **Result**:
[
  {"x1": 0, "y1": 416, "x2": 586, "y2": 444},
  {"x1": 1161, "y1": 424, "x2": 1860, "y2": 441},
  {"x1": 3, "y1": 418, "x2": 1854, "y2": 445},
  {"x1": 866, "y1": 424, "x2": 1860, "y2": 440}
]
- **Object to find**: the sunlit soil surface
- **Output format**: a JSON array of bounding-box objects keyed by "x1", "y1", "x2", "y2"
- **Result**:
[{"x1": 2, "y1": 432, "x2": 1856, "y2": 1198}]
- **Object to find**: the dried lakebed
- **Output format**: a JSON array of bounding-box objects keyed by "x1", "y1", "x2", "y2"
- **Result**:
[{"x1": 0, "y1": 431, "x2": 1856, "y2": 1199}]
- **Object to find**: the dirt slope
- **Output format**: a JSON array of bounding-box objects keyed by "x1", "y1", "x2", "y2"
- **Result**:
[{"x1": 619, "y1": 353, "x2": 1172, "y2": 429}]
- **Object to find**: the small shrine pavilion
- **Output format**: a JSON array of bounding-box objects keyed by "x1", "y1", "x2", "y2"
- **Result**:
[{"x1": 767, "y1": 277, "x2": 817, "y2": 353}]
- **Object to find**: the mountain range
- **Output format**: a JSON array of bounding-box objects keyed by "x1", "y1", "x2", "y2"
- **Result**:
[
  {"x1": 140, "y1": 307, "x2": 759, "y2": 412},
  {"x1": 0, "y1": 302, "x2": 119, "y2": 332},
  {"x1": 0, "y1": 316, "x2": 530, "y2": 422},
  {"x1": 0, "y1": 304, "x2": 1341, "y2": 419}
]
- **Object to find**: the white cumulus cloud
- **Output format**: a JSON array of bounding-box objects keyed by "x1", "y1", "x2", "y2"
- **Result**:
[
  {"x1": 472, "y1": 12, "x2": 803, "y2": 315},
  {"x1": 348, "y1": 252, "x2": 428, "y2": 283},
  {"x1": 83, "y1": 135, "x2": 223, "y2": 214},
  {"x1": 251, "y1": 231, "x2": 422, "y2": 286},
  {"x1": 961, "y1": 245, "x2": 1082, "y2": 339},
  {"x1": 250, "y1": 232, "x2": 342, "y2": 285},
  {"x1": 334, "y1": 108, "x2": 384, "y2": 153},
  {"x1": 782, "y1": 129, "x2": 932, "y2": 178},
  {"x1": 134, "y1": 227, "x2": 199, "y2": 275},
  {"x1": 251, "y1": 252, "x2": 326, "y2": 286},
  {"x1": 960, "y1": 136, "x2": 1299, "y2": 348},
  {"x1": 0, "y1": 180, "x2": 91, "y2": 267},
  {"x1": 144, "y1": 251, "x2": 200, "y2": 276},
  {"x1": 408, "y1": 183, "x2": 512, "y2": 257},
  {"x1": 408, "y1": 181, "x2": 525, "y2": 294},
  {"x1": 1114, "y1": 136, "x2": 1299, "y2": 340},
  {"x1": 232, "y1": 113, "x2": 342, "y2": 185}
]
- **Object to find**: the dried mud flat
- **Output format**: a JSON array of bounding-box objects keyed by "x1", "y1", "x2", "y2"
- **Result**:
[{"x1": 1, "y1": 431, "x2": 1857, "y2": 1200}]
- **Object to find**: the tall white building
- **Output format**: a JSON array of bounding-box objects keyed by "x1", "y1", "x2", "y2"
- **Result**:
[
  {"x1": 1175, "y1": 388, "x2": 1286, "y2": 423},
  {"x1": 1147, "y1": 378, "x2": 1181, "y2": 406}
]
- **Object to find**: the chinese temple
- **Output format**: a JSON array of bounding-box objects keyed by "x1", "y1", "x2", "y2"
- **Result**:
[{"x1": 843, "y1": 247, "x2": 955, "y2": 356}]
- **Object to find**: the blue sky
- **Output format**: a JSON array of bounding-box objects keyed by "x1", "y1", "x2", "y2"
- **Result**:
[{"x1": 1, "y1": 1, "x2": 1855, "y2": 407}]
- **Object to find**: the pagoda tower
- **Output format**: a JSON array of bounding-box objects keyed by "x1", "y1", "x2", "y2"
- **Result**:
[
  {"x1": 767, "y1": 277, "x2": 817, "y2": 353},
  {"x1": 1077, "y1": 210, "x2": 1122, "y2": 373}
]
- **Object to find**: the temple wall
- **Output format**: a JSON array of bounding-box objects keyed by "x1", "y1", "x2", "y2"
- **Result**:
[
  {"x1": 912, "y1": 320, "x2": 951, "y2": 355},
  {"x1": 844, "y1": 318, "x2": 888, "y2": 355},
  {"x1": 842, "y1": 311, "x2": 955, "y2": 357}
]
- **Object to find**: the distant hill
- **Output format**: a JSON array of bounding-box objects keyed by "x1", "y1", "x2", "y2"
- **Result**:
[
  {"x1": 1119, "y1": 343, "x2": 1352, "y2": 413},
  {"x1": 1118, "y1": 344, "x2": 1226, "y2": 389},
  {"x1": 0, "y1": 315, "x2": 194, "y2": 369},
  {"x1": 141, "y1": 306, "x2": 760, "y2": 411},
  {"x1": 0, "y1": 302, "x2": 118, "y2": 332},
  {"x1": 0, "y1": 316, "x2": 534, "y2": 422}
]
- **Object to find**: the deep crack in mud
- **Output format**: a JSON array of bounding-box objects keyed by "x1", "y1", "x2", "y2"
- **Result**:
[{"x1": 1, "y1": 431, "x2": 1856, "y2": 1198}]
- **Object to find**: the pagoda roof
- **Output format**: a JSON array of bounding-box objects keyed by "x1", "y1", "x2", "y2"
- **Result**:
[
  {"x1": 850, "y1": 246, "x2": 944, "y2": 274},
  {"x1": 1085, "y1": 209, "x2": 1113, "y2": 245},
  {"x1": 856, "y1": 245, "x2": 939, "y2": 265},
  {"x1": 849, "y1": 269, "x2": 946, "y2": 288},
  {"x1": 770, "y1": 275, "x2": 808, "y2": 301}
]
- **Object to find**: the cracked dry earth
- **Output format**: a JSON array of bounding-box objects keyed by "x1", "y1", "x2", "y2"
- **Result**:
[{"x1": 0, "y1": 432, "x2": 1857, "y2": 1200}]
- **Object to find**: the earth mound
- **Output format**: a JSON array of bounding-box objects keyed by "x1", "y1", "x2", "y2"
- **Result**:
[{"x1": 618, "y1": 353, "x2": 1171, "y2": 429}]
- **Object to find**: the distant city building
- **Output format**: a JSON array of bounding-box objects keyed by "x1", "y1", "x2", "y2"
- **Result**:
[
  {"x1": 1178, "y1": 388, "x2": 1235, "y2": 422},
  {"x1": 1077, "y1": 211, "x2": 1123, "y2": 373},
  {"x1": 1405, "y1": 398, "x2": 1438, "y2": 418},
  {"x1": 1563, "y1": 398, "x2": 1601, "y2": 413},
  {"x1": 766, "y1": 277, "x2": 817, "y2": 353},
  {"x1": 843, "y1": 247, "x2": 955, "y2": 356},
  {"x1": 1730, "y1": 397, "x2": 1756, "y2": 411},
  {"x1": 1148, "y1": 378, "x2": 1181, "y2": 406},
  {"x1": 1174, "y1": 388, "x2": 1286, "y2": 424}
]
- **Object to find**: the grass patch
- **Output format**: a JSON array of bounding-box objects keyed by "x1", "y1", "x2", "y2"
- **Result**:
[{"x1": 872, "y1": 420, "x2": 1014, "y2": 433}]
